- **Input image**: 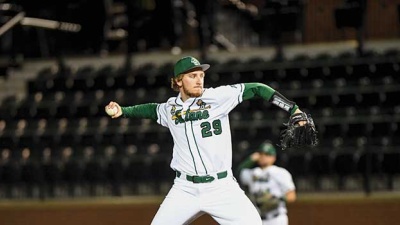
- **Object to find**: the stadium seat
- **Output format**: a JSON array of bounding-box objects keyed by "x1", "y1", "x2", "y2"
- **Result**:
[
  {"x1": 0, "y1": 135, "x2": 16, "y2": 149},
  {"x1": 332, "y1": 151, "x2": 357, "y2": 190},
  {"x1": 245, "y1": 56, "x2": 266, "y2": 65},
  {"x1": 344, "y1": 122, "x2": 370, "y2": 138},
  {"x1": 0, "y1": 149, "x2": 21, "y2": 198},
  {"x1": 309, "y1": 152, "x2": 333, "y2": 190},
  {"x1": 310, "y1": 95, "x2": 335, "y2": 108},
  {"x1": 17, "y1": 134, "x2": 39, "y2": 149},
  {"x1": 55, "y1": 105, "x2": 75, "y2": 118},
  {"x1": 35, "y1": 67, "x2": 55, "y2": 81},
  {"x1": 152, "y1": 74, "x2": 169, "y2": 87},
  {"x1": 283, "y1": 68, "x2": 302, "y2": 82},
  {"x1": 41, "y1": 147, "x2": 62, "y2": 198},
  {"x1": 37, "y1": 133, "x2": 58, "y2": 148},
  {"x1": 74, "y1": 65, "x2": 96, "y2": 78},
  {"x1": 61, "y1": 148, "x2": 84, "y2": 197},
  {"x1": 382, "y1": 151, "x2": 400, "y2": 189},
  {"x1": 34, "y1": 104, "x2": 57, "y2": 118},
  {"x1": 101, "y1": 132, "x2": 122, "y2": 146},
  {"x1": 70, "y1": 78, "x2": 89, "y2": 91},
  {"x1": 15, "y1": 105, "x2": 35, "y2": 119},
  {"x1": 292, "y1": 96, "x2": 311, "y2": 109},
  {"x1": 104, "y1": 148, "x2": 125, "y2": 196},
  {"x1": 74, "y1": 104, "x2": 92, "y2": 118},
  {"x1": 375, "y1": 62, "x2": 398, "y2": 77},
  {"x1": 309, "y1": 153, "x2": 332, "y2": 175},
  {"x1": 359, "y1": 92, "x2": 382, "y2": 108},
  {"x1": 356, "y1": 150, "x2": 382, "y2": 174},
  {"x1": 157, "y1": 62, "x2": 175, "y2": 75},
  {"x1": 286, "y1": 152, "x2": 310, "y2": 179},
  {"x1": 238, "y1": 70, "x2": 259, "y2": 83},
  {"x1": 113, "y1": 75, "x2": 130, "y2": 89},
  {"x1": 382, "y1": 91, "x2": 400, "y2": 107},
  {"x1": 254, "y1": 126, "x2": 276, "y2": 141},
  {"x1": 131, "y1": 75, "x2": 153, "y2": 88},
  {"x1": 82, "y1": 149, "x2": 105, "y2": 196},
  {"x1": 149, "y1": 155, "x2": 174, "y2": 194},
  {"x1": 351, "y1": 63, "x2": 373, "y2": 77},
  {"x1": 338, "y1": 50, "x2": 357, "y2": 59},
  {"x1": 304, "y1": 66, "x2": 325, "y2": 80},
  {"x1": 93, "y1": 76, "x2": 113, "y2": 90},
  {"x1": 327, "y1": 65, "x2": 347, "y2": 77},
  {"x1": 49, "y1": 77, "x2": 68, "y2": 92},
  {"x1": 355, "y1": 148, "x2": 385, "y2": 190},
  {"x1": 20, "y1": 148, "x2": 43, "y2": 198},
  {"x1": 336, "y1": 93, "x2": 360, "y2": 108},
  {"x1": 370, "y1": 122, "x2": 394, "y2": 138},
  {"x1": 125, "y1": 156, "x2": 151, "y2": 194},
  {"x1": 320, "y1": 123, "x2": 344, "y2": 138},
  {"x1": 28, "y1": 80, "x2": 46, "y2": 94}
]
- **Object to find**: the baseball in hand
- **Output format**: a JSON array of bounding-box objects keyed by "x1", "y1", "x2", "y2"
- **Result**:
[{"x1": 105, "y1": 105, "x2": 118, "y2": 116}]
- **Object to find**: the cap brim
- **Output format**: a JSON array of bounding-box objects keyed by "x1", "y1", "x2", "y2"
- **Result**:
[
  {"x1": 182, "y1": 64, "x2": 210, "y2": 74},
  {"x1": 199, "y1": 64, "x2": 210, "y2": 71},
  {"x1": 257, "y1": 149, "x2": 276, "y2": 155}
]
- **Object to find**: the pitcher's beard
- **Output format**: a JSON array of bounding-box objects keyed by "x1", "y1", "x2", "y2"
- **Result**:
[{"x1": 183, "y1": 86, "x2": 203, "y2": 98}]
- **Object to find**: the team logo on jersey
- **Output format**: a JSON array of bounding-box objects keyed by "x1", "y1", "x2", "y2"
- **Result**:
[
  {"x1": 196, "y1": 99, "x2": 210, "y2": 109},
  {"x1": 172, "y1": 109, "x2": 183, "y2": 120},
  {"x1": 171, "y1": 100, "x2": 211, "y2": 125},
  {"x1": 253, "y1": 173, "x2": 270, "y2": 182},
  {"x1": 172, "y1": 109, "x2": 210, "y2": 125},
  {"x1": 170, "y1": 106, "x2": 177, "y2": 116}
]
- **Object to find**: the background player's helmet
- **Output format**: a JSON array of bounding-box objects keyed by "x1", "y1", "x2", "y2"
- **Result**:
[{"x1": 257, "y1": 142, "x2": 276, "y2": 156}]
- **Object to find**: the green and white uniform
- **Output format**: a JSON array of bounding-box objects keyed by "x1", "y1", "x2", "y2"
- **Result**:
[
  {"x1": 121, "y1": 83, "x2": 297, "y2": 225},
  {"x1": 240, "y1": 165, "x2": 295, "y2": 225}
]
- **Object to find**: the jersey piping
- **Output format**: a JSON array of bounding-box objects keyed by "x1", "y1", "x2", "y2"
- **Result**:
[
  {"x1": 238, "y1": 83, "x2": 243, "y2": 104},
  {"x1": 191, "y1": 91, "x2": 209, "y2": 174},
  {"x1": 156, "y1": 104, "x2": 161, "y2": 124},
  {"x1": 190, "y1": 120, "x2": 208, "y2": 174},
  {"x1": 184, "y1": 119, "x2": 198, "y2": 174},
  {"x1": 187, "y1": 97, "x2": 208, "y2": 174}
]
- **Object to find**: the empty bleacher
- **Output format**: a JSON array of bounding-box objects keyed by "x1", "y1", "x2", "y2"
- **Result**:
[{"x1": 1, "y1": 49, "x2": 400, "y2": 198}]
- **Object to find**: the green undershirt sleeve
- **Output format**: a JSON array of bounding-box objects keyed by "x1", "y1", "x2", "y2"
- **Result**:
[
  {"x1": 237, "y1": 156, "x2": 257, "y2": 173},
  {"x1": 242, "y1": 83, "x2": 299, "y2": 115},
  {"x1": 243, "y1": 82, "x2": 275, "y2": 101},
  {"x1": 121, "y1": 103, "x2": 158, "y2": 121}
]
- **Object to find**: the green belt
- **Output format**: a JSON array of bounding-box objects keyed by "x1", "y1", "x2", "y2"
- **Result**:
[{"x1": 175, "y1": 171, "x2": 228, "y2": 183}]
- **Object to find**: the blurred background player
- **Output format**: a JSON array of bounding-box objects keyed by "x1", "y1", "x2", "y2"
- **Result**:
[{"x1": 238, "y1": 141, "x2": 296, "y2": 225}]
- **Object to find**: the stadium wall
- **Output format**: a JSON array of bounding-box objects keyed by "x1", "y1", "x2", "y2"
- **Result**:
[{"x1": 304, "y1": 0, "x2": 400, "y2": 43}]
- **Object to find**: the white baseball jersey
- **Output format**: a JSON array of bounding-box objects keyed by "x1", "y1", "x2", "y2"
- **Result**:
[
  {"x1": 240, "y1": 165, "x2": 295, "y2": 223},
  {"x1": 155, "y1": 84, "x2": 244, "y2": 175},
  {"x1": 150, "y1": 84, "x2": 262, "y2": 225}
]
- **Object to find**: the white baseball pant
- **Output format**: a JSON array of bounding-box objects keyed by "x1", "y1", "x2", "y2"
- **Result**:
[
  {"x1": 151, "y1": 174, "x2": 262, "y2": 225},
  {"x1": 263, "y1": 214, "x2": 288, "y2": 225}
]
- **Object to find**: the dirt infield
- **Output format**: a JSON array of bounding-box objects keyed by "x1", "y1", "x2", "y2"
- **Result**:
[{"x1": 1, "y1": 193, "x2": 400, "y2": 225}]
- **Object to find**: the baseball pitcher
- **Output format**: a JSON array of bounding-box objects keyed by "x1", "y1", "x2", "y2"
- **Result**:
[{"x1": 105, "y1": 56, "x2": 314, "y2": 225}]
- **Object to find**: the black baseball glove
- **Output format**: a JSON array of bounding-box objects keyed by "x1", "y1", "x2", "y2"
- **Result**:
[{"x1": 280, "y1": 112, "x2": 318, "y2": 150}]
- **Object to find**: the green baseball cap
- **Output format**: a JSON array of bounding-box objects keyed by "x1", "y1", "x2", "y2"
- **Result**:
[
  {"x1": 258, "y1": 143, "x2": 276, "y2": 156},
  {"x1": 174, "y1": 56, "x2": 210, "y2": 77}
]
